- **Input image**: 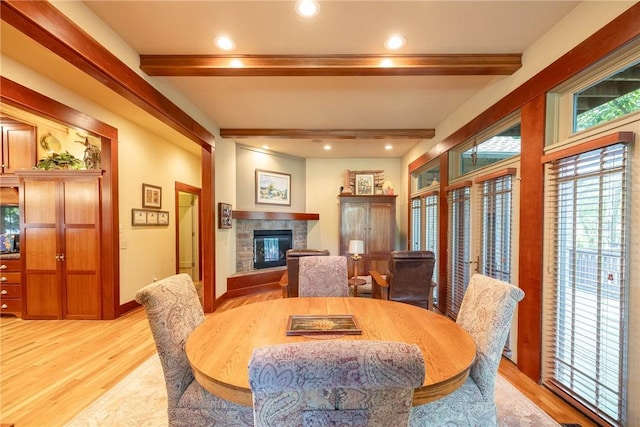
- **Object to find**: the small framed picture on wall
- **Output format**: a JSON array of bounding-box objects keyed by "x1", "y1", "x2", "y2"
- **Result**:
[
  {"x1": 218, "y1": 202, "x2": 233, "y2": 229},
  {"x1": 142, "y1": 183, "x2": 162, "y2": 209}
]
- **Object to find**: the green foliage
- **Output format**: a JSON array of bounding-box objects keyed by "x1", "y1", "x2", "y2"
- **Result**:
[
  {"x1": 576, "y1": 89, "x2": 640, "y2": 132},
  {"x1": 36, "y1": 151, "x2": 85, "y2": 170}
]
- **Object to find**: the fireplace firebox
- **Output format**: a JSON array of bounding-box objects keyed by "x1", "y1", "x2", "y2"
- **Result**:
[{"x1": 253, "y1": 229, "x2": 292, "y2": 269}]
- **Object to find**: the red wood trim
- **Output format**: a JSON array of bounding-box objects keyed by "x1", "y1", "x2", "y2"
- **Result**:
[
  {"x1": 201, "y1": 147, "x2": 215, "y2": 313},
  {"x1": 227, "y1": 268, "x2": 286, "y2": 291},
  {"x1": 437, "y1": 154, "x2": 449, "y2": 312},
  {"x1": 414, "y1": 190, "x2": 439, "y2": 199},
  {"x1": 141, "y1": 54, "x2": 522, "y2": 77},
  {"x1": 232, "y1": 211, "x2": 320, "y2": 221},
  {"x1": 517, "y1": 95, "x2": 546, "y2": 381},
  {"x1": 118, "y1": 299, "x2": 140, "y2": 316},
  {"x1": 545, "y1": 381, "x2": 612, "y2": 427},
  {"x1": 443, "y1": 180, "x2": 473, "y2": 192},
  {"x1": 408, "y1": 3, "x2": 640, "y2": 173},
  {"x1": 473, "y1": 168, "x2": 517, "y2": 184},
  {"x1": 1, "y1": 77, "x2": 118, "y2": 140},
  {"x1": 541, "y1": 131, "x2": 634, "y2": 164},
  {"x1": 0, "y1": 0, "x2": 215, "y2": 148},
  {"x1": 213, "y1": 282, "x2": 281, "y2": 310}
]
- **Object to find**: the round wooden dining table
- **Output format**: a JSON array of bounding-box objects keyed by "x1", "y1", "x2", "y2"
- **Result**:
[{"x1": 186, "y1": 297, "x2": 476, "y2": 407}]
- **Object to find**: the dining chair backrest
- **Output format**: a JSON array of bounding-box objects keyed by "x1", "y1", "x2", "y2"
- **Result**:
[
  {"x1": 135, "y1": 273, "x2": 253, "y2": 426},
  {"x1": 248, "y1": 340, "x2": 425, "y2": 427},
  {"x1": 298, "y1": 255, "x2": 349, "y2": 297},
  {"x1": 457, "y1": 273, "x2": 525, "y2": 399},
  {"x1": 408, "y1": 273, "x2": 525, "y2": 426},
  {"x1": 283, "y1": 249, "x2": 330, "y2": 297}
]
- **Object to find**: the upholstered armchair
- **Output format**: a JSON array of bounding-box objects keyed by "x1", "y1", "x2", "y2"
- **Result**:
[
  {"x1": 248, "y1": 340, "x2": 425, "y2": 427},
  {"x1": 135, "y1": 274, "x2": 253, "y2": 427},
  {"x1": 298, "y1": 255, "x2": 349, "y2": 297},
  {"x1": 409, "y1": 273, "x2": 525, "y2": 426},
  {"x1": 280, "y1": 249, "x2": 330, "y2": 297},
  {"x1": 370, "y1": 250, "x2": 436, "y2": 309}
]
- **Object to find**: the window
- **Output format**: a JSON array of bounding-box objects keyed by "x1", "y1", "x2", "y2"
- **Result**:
[
  {"x1": 411, "y1": 192, "x2": 440, "y2": 306},
  {"x1": 574, "y1": 61, "x2": 640, "y2": 133},
  {"x1": 477, "y1": 172, "x2": 514, "y2": 283},
  {"x1": 446, "y1": 183, "x2": 471, "y2": 318},
  {"x1": 544, "y1": 142, "x2": 629, "y2": 426},
  {"x1": 413, "y1": 164, "x2": 440, "y2": 192},
  {"x1": 450, "y1": 114, "x2": 521, "y2": 178}
]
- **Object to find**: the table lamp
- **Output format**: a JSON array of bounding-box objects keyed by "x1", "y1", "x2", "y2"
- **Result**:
[{"x1": 348, "y1": 239, "x2": 365, "y2": 281}]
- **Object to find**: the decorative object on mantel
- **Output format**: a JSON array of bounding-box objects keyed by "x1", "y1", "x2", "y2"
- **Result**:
[
  {"x1": 342, "y1": 170, "x2": 385, "y2": 195},
  {"x1": 255, "y1": 169, "x2": 291, "y2": 206},
  {"x1": 218, "y1": 202, "x2": 232, "y2": 229},
  {"x1": 132, "y1": 208, "x2": 169, "y2": 226},
  {"x1": 75, "y1": 135, "x2": 101, "y2": 170},
  {"x1": 142, "y1": 183, "x2": 162, "y2": 209},
  {"x1": 35, "y1": 151, "x2": 84, "y2": 170},
  {"x1": 382, "y1": 180, "x2": 394, "y2": 195}
]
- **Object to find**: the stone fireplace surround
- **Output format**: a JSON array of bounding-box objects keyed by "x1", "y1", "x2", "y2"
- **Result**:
[{"x1": 235, "y1": 219, "x2": 308, "y2": 272}]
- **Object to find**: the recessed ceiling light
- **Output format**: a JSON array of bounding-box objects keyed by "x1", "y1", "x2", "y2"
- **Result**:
[
  {"x1": 385, "y1": 144, "x2": 393, "y2": 150},
  {"x1": 384, "y1": 34, "x2": 406, "y2": 50},
  {"x1": 214, "y1": 36, "x2": 236, "y2": 51},
  {"x1": 296, "y1": 0, "x2": 320, "y2": 18},
  {"x1": 323, "y1": 144, "x2": 332, "y2": 150}
]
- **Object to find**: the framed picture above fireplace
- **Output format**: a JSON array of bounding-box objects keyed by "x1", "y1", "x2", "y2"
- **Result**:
[{"x1": 255, "y1": 169, "x2": 291, "y2": 206}]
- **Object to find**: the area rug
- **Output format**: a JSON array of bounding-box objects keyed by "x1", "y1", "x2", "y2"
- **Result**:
[{"x1": 65, "y1": 353, "x2": 560, "y2": 426}]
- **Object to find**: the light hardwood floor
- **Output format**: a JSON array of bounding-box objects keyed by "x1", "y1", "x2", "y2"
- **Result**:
[{"x1": 0, "y1": 290, "x2": 595, "y2": 427}]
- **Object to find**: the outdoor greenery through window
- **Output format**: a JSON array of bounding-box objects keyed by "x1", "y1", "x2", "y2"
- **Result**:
[
  {"x1": 575, "y1": 61, "x2": 640, "y2": 132},
  {"x1": 544, "y1": 142, "x2": 628, "y2": 426}
]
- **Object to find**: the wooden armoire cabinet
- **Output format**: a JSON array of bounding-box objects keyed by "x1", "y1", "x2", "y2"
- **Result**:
[
  {"x1": 338, "y1": 195, "x2": 397, "y2": 275},
  {"x1": 18, "y1": 170, "x2": 102, "y2": 320}
]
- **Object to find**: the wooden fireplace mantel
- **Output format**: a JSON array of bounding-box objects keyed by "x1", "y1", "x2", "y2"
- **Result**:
[{"x1": 232, "y1": 210, "x2": 319, "y2": 221}]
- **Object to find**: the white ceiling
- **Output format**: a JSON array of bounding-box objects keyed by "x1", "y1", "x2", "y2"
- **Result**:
[{"x1": 6, "y1": 1, "x2": 581, "y2": 159}]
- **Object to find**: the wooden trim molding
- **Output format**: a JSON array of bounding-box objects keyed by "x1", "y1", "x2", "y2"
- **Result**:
[
  {"x1": 140, "y1": 54, "x2": 522, "y2": 77},
  {"x1": 232, "y1": 211, "x2": 319, "y2": 221},
  {"x1": 221, "y1": 129, "x2": 435, "y2": 140},
  {"x1": 541, "y1": 131, "x2": 634, "y2": 164},
  {"x1": 443, "y1": 180, "x2": 473, "y2": 192},
  {"x1": 474, "y1": 168, "x2": 517, "y2": 184}
]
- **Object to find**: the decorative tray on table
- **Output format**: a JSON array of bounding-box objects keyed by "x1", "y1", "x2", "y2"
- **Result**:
[{"x1": 286, "y1": 314, "x2": 362, "y2": 336}]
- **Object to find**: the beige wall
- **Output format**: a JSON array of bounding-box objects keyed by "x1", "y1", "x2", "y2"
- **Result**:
[
  {"x1": 305, "y1": 158, "x2": 403, "y2": 256},
  {"x1": 214, "y1": 138, "x2": 237, "y2": 298}
]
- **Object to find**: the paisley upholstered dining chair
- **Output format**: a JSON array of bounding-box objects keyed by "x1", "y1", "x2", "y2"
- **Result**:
[
  {"x1": 298, "y1": 255, "x2": 349, "y2": 297},
  {"x1": 248, "y1": 340, "x2": 425, "y2": 427},
  {"x1": 135, "y1": 274, "x2": 253, "y2": 427},
  {"x1": 409, "y1": 273, "x2": 525, "y2": 426}
]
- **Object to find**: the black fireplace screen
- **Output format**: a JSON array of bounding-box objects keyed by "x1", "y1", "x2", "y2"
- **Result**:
[{"x1": 253, "y1": 229, "x2": 292, "y2": 269}]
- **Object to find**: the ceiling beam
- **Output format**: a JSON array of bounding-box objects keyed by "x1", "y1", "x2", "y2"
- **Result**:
[
  {"x1": 220, "y1": 129, "x2": 435, "y2": 140},
  {"x1": 140, "y1": 54, "x2": 522, "y2": 77}
]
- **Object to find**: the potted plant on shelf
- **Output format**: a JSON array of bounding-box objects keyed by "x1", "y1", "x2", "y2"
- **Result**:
[{"x1": 35, "y1": 151, "x2": 85, "y2": 170}]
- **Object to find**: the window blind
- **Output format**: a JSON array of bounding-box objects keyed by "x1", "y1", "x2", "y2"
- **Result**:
[
  {"x1": 543, "y1": 142, "x2": 628, "y2": 426},
  {"x1": 411, "y1": 197, "x2": 421, "y2": 250},
  {"x1": 424, "y1": 193, "x2": 439, "y2": 306},
  {"x1": 447, "y1": 185, "x2": 471, "y2": 318},
  {"x1": 478, "y1": 174, "x2": 513, "y2": 282}
]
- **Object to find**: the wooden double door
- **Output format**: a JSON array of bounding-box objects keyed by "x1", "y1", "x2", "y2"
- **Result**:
[{"x1": 19, "y1": 171, "x2": 102, "y2": 319}]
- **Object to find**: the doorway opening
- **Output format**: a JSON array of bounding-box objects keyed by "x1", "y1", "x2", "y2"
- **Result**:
[{"x1": 175, "y1": 182, "x2": 202, "y2": 303}]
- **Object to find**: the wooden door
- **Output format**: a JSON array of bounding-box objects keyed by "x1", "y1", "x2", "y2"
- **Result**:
[
  {"x1": 63, "y1": 178, "x2": 101, "y2": 319},
  {"x1": 1, "y1": 120, "x2": 36, "y2": 174},
  {"x1": 366, "y1": 201, "x2": 393, "y2": 273},
  {"x1": 22, "y1": 179, "x2": 61, "y2": 319},
  {"x1": 20, "y1": 172, "x2": 101, "y2": 319}
]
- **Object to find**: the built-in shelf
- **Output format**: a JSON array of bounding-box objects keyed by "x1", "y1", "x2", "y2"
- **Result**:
[{"x1": 232, "y1": 211, "x2": 319, "y2": 221}]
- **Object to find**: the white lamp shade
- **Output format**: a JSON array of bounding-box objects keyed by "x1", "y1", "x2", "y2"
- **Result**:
[{"x1": 348, "y1": 240, "x2": 365, "y2": 255}]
